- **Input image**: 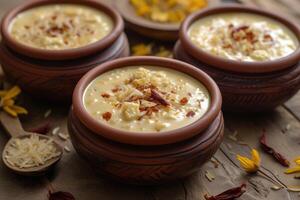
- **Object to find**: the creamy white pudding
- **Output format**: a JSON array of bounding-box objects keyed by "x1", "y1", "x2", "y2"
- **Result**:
[
  {"x1": 83, "y1": 66, "x2": 210, "y2": 132},
  {"x1": 188, "y1": 12, "x2": 298, "y2": 61},
  {"x1": 9, "y1": 4, "x2": 114, "y2": 50}
]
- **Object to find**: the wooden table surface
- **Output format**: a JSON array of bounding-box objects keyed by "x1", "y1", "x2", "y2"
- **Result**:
[{"x1": 0, "y1": 0, "x2": 299, "y2": 200}]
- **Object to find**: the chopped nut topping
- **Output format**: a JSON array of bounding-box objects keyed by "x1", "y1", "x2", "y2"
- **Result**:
[
  {"x1": 186, "y1": 111, "x2": 195, "y2": 117},
  {"x1": 101, "y1": 93, "x2": 110, "y2": 98},
  {"x1": 102, "y1": 112, "x2": 112, "y2": 121},
  {"x1": 188, "y1": 13, "x2": 298, "y2": 62},
  {"x1": 112, "y1": 87, "x2": 122, "y2": 93},
  {"x1": 122, "y1": 102, "x2": 140, "y2": 121},
  {"x1": 180, "y1": 97, "x2": 188, "y2": 105}
]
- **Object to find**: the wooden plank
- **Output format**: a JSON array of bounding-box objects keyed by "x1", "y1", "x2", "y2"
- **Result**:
[
  {"x1": 284, "y1": 91, "x2": 300, "y2": 121},
  {"x1": 220, "y1": 106, "x2": 300, "y2": 199},
  {"x1": 177, "y1": 105, "x2": 300, "y2": 200},
  {"x1": 0, "y1": 0, "x2": 299, "y2": 200},
  {"x1": 238, "y1": 0, "x2": 300, "y2": 23},
  {"x1": 2, "y1": 104, "x2": 299, "y2": 199}
]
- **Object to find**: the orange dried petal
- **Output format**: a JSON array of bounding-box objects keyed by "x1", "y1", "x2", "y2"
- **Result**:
[
  {"x1": 11, "y1": 105, "x2": 28, "y2": 115},
  {"x1": 3, "y1": 86, "x2": 21, "y2": 100},
  {"x1": 3, "y1": 106, "x2": 18, "y2": 117}
]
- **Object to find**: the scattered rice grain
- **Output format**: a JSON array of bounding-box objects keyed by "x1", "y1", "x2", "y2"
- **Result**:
[
  {"x1": 58, "y1": 133, "x2": 69, "y2": 140},
  {"x1": 64, "y1": 146, "x2": 71, "y2": 152},
  {"x1": 44, "y1": 109, "x2": 52, "y2": 118},
  {"x1": 205, "y1": 170, "x2": 215, "y2": 182},
  {"x1": 52, "y1": 127, "x2": 60, "y2": 135},
  {"x1": 271, "y1": 185, "x2": 282, "y2": 191}
]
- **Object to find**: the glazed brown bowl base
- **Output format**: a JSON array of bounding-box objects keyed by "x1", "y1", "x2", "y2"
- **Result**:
[
  {"x1": 72, "y1": 57, "x2": 222, "y2": 145},
  {"x1": 68, "y1": 109, "x2": 224, "y2": 185},
  {"x1": 68, "y1": 56, "x2": 223, "y2": 184},
  {"x1": 174, "y1": 41, "x2": 300, "y2": 112},
  {"x1": 0, "y1": 34, "x2": 130, "y2": 102}
]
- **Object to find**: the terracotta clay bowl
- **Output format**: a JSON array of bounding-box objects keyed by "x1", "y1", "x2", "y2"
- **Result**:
[
  {"x1": 114, "y1": 0, "x2": 220, "y2": 41},
  {"x1": 1, "y1": 0, "x2": 124, "y2": 60},
  {"x1": 0, "y1": 0, "x2": 129, "y2": 102},
  {"x1": 174, "y1": 5, "x2": 300, "y2": 112},
  {"x1": 68, "y1": 56, "x2": 224, "y2": 184},
  {"x1": 0, "y1": 34, "x2": 129, "y2": 102}
]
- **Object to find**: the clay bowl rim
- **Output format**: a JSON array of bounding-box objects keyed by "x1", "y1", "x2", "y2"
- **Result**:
[
  {"x1": 1, "y1": 0, "x2": 124, "y2": 61},
  {"x1": 72, "y1": 56, "x2": 222, "y2": 146},
  {"x1": 179, "y1": 4, "x2": 300, "y2": 74},
  {"x1": 114, "y1": 0, "x2": 221, "y2": 32}
]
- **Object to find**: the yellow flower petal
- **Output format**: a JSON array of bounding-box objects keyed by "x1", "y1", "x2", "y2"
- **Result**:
[
  {"x1": 251, "y1": 149, "x2": 261, "y2": 166},
  {"x1": 3, "y1": 86, "x2": 21, "y2": 100},
  {"x1": 132, "y1": 43, "x2": 152, "y2": 56},
  {"x1": 3, "y1": 106, "x2": 18, "y2": 117},
  {"x1": 155, "y1": 47, "x2": 172, "y2": 58},
  {"x1": 137, "y1": 5, "x2": 151, "y2": 16},
  {"x1": 237, "y1": 155, "x2": 253, "y2": 167},
  {"x1": 151, "y1": 0, "x2": 159, "y2": 5},
  {"x1": 294, "y1": 157, "x2": 300, "y2": 165},
  {"x1": 167, "y1": 0, "x2": 176, "y2": 5},
  {"x1": 237, "y1": 149, "x2": 261, "y2": 173},
  {"x1": 285, "y1": 167, "x2": 300, "y2": 174},
  {"x1": 130, "y1": 0, "x2": 207, "y2": 23},
  {"x1": 0, "y1": 90, "x2": 7, "y2": 97},
  {"x1": 130, "y1": 0, "x2": 147, "y2": 7},
  {"x1": 237, "y1": 155, "x2": 258, "y2": 173},
  {"x1": 10, "y1": 105, "x2": 28, "y2": 115},
  {"x1": 2, "y1": 99, "x2": 15, "y2": 107}
]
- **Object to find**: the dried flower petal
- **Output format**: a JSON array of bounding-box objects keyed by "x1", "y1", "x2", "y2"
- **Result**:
[
  {"x1": 155, "y1": 47, "x2": 172, "y2": 58},
  {"x1": 27, "y1": 121, "x2": 52, "y2": 135},
  {"x1": 2, "y1": 99, "x2": 15, "y2": 106},
  {"x1": 260, "y1": 134, "x2": 290, "y2": 167},
  {"x1": 3, "y1": 86, "x2": 21, "y2": 101},
  {"x1": 285, "y1": 167, "x2": 300, "y2": 174},
  {"x1": 130, "y1": 0, "x2": 208, "y2": 23},
  {"x1": 204, "y1": 184, "x2": 246, "y2": 200},
  {"x1": 3, "y1": 106, "x2": 17, "y2": 117},
  {"x1": 237, "y1": 149, "x2": 260, "y2": 173},
  {"x1": 131, "y1": 43, "x2": 172, "y2": 57},
  {"x1": 295, "y1": 157, "x2": 300, "y2": 165},
  {"x1": 0, "y1": 90, "x2": 7, "y2": 97},
  {"x1": 0, "y1": 85, "x2": 28, "y2": 117},
  {"x1": 251, "y1": 148, "x2": 261, "y2": 165},
  {"x1": 132, "y1": 43, "x2": 152, "y2": 56},
  {"x1": 48, "y1": 191, "x2": 75, "y2": 200},
  {"x1": 11, "y1": 105, "x2": 28, "y2": 115}
]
